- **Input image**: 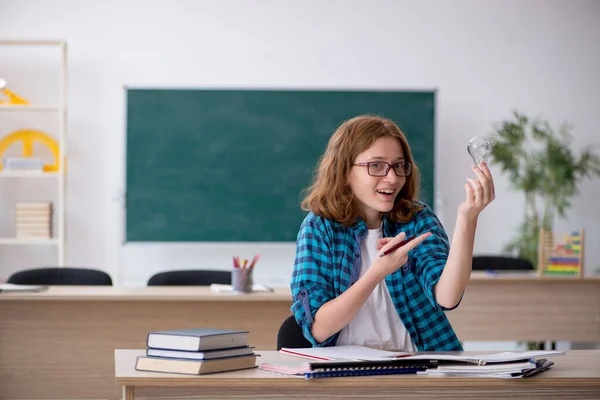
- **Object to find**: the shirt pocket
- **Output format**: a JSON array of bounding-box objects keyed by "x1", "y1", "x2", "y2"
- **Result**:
[{"x1": 402, "y1": 254, "x2": 416, "y2": 274}]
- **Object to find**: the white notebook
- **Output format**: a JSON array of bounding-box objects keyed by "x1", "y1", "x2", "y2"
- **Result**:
[
  {"x1": 280, "y1": 345, "x2": 565, "y2": 365},
  {"x1": 279, "y1": 345, "x2": 405, "y2": 361},
  {"x1": 398, "y1": 351, "x2": 565, "y2": 365}
]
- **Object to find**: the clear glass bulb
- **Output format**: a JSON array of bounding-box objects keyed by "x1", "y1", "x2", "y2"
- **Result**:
[{"x1": 467, "y1": 137, "x2": 491, "y2": 166}]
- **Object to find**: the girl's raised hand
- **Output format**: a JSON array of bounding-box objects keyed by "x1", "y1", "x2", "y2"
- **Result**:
[{"x1": 459, "y1": 161, "x2": 495, "y2": 218}]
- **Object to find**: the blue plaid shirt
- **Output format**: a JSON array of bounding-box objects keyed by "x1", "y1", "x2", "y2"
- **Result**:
[{"x1": 290, "y1": 203, "x2": 463, "y2": 351}]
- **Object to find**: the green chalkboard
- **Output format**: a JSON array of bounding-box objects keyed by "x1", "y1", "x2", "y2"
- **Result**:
[{"x1": 126, "y1": 89, "x2": 435, "y2": 242}]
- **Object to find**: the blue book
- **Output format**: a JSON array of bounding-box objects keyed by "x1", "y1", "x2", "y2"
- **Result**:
[
  {"x1": 146, "y1": 346, "x2": 255, "y2": 360},
  {"x1": 147, "y1": 328, "x2": 248, "y2": 351}
]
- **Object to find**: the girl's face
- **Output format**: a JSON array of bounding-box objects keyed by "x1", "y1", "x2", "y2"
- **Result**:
[{"x1": 347, "y1": 137, "x2": 406, "y2": 229}]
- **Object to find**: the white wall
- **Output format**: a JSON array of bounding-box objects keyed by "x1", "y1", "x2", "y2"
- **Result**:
[{"x1": 1, "y1": 0, "x2": 599, "y2": 286}]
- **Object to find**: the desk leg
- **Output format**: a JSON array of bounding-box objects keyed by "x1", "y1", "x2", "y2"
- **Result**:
[{"x1": 123, "y1": 386, "x2": 134, "y2": 400}]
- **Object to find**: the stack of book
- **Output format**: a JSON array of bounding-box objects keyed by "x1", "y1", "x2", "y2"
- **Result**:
[
  {"x1": 417, "y1": 357, "x2": 555, "y2": 378},
  {"x1": 265, "y1": 345, "x2": 564, "y2": 380},
  {"x1": 135, "y1": 328, "x2": 257, "y2": 375},
  {"x1": 14, "y1": 202, "x2": 53, "y2": 239}
]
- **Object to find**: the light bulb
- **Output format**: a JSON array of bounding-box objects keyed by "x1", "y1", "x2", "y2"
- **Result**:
[
  {"x1": 467, "y1": 137, "x2": 491, "y2": 166},
  {"x1": 0, "y1": 79, "x2": 6, "y2": 89}
]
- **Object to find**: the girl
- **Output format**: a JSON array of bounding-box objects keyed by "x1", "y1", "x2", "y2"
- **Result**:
[{"x1": 290, "y1": 115, "x2": 495, "y2": 351}]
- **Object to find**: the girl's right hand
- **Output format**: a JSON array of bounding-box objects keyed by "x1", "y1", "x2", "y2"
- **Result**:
[{"x1": 370, "y1": 232, "x2": 432, "y2": 280}]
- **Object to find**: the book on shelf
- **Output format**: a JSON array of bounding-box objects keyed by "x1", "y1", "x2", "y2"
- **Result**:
[
  {"x1": 2, "y1": 157, "x2": 45, "y2": 171},
  {"x1": 135, "y1": 353, "x2": 258, "y2": 375},
  {"x1": 146, "y1": 345, "x2": 255, "y2": 360},
  {"x1": 14, "y1": 201, "x2": 53, "y2": 239},
  {"x1": 14, "y1": 202, "x2": 53, "y2": 211},
  {"x1": 146, "y1": 328, "x2": 249, "y2": 352}
]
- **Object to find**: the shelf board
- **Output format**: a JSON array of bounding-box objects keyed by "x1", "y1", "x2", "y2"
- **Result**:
[
  {"x1": 0, "y1": 171, "x2": 60, "y2": 178},
  {"x1": 0, "y1": 238, "x2": 59, "y2": 245},
  {"x1": 0, "y1": 105, "x2": 61, "y2": 112},
  {"x1": 0, "y1": 40, "x2": 66, "y2": 46}
]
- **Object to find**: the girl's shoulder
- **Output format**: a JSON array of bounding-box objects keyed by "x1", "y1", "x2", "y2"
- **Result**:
[
  {"x1": 301, "y1": 211, "x2": 332, "y2": 228},
  {"x1": 411, "y1": 200, "x2": 437, "y2": 220},
  {"x1": 299, "y1": 212, "x2": 355, "y2": 239}
]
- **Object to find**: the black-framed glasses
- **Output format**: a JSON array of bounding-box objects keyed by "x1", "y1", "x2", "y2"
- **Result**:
[{"x1": 354, "y1": 161, "x2": 412, "y2": 177}]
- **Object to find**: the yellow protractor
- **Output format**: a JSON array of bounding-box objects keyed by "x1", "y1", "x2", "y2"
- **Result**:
[{"x1": 0, "y1": 129, "x2": 61, "y2": 172}]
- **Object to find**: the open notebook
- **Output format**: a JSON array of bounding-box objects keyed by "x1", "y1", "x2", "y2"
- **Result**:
[
  {"x1": 271, "y1": 346, "x2": 564, "y2": 379},
  {"x1": 279, "y1": 345, "x2": 565, "y2": 365},
  {"x1": 279, "y1": 345, "x2": 401, "y2": 361}
]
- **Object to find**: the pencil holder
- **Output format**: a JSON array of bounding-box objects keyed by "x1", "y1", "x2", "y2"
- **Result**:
[{"x1": 231, "y1": 268, "x2": 253, "y2": 293}]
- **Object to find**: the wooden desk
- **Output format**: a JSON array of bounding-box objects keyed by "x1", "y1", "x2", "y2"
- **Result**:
[
  {"x1": 1, "y1": 276, "x2": 600, "y2": 399},
  {"x1": 115, "y1": 349, "x2": 600, "y2": 400}
]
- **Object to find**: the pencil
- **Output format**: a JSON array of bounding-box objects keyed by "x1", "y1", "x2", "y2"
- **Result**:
[
  {"x1": 248, "y1": 254, "x2": 261, "y2": 269},
  {"x1": 378, "y1": 236, "x2": 416, "y2": 257}
]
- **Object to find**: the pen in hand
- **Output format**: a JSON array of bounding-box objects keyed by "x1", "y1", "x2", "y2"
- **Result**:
[{"x1": 378, "y1": 236, "x2": 416, "y2": 257}]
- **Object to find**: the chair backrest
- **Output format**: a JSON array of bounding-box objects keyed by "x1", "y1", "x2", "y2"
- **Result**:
[
  {"x1": 472, "y1": 255, "x2": 534, "y2": 271},
  {"x1": 277, "y1": 315, "x2": 312, "y2": 350},
  {"x1": 7, "y1": 267, "x2": 113, "y2": 286},
  {"x1": 147, "y1": 270, "x2": 231, "y2": 286}
]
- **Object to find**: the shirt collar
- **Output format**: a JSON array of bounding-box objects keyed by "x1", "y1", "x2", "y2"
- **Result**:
[{"x1": 352, "y1": 214, "x2": 395, "y2": 238}]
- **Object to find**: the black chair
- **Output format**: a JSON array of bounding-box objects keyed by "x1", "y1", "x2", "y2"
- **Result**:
[
  {"x1": 7, "y1": 267, "x2": 113, "y2": 285},
  {"x1": 472, "y1": 255, "x2": 534, "y2": 271},
  {"x1": 277, "y1": 315, "x2": 312, "y2": 350},
  {"x1": 147, "y1": 269, "x2": 231, "y2": 286}
]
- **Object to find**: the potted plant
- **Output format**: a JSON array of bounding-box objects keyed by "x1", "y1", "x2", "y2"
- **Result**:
[{"x1": 488, "y1": 111, "x2": 600, "y2": 268}]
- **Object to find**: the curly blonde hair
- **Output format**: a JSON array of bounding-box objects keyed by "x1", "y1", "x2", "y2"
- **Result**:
[{"x1": 301, "y1": 115, "x2": 424, "y2": 226}]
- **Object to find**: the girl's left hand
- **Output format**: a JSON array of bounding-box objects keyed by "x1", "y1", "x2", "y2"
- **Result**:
[{"x1": 458, "y1": 161, "x2": 495, "y2": 219}]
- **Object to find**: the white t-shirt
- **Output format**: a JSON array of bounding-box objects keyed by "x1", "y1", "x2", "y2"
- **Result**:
[{"x1": 336, "y1": 226, "x2": 416, "y2": 351}]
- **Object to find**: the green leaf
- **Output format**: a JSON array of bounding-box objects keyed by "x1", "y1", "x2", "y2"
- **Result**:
[{"x1": 488, "y1": 110, "x2": 600, "y2": 266}]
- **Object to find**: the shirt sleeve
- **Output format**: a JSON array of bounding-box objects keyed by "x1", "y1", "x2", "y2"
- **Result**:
[
  {"x1": 289, "y1": 216, "x2": 337, "y2": 347},
  {"x1": 411, "y1": 205, "x2": 462, "y2": 311}
]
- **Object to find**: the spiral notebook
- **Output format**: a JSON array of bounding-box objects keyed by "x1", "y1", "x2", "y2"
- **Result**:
[{"x1": 260, "y1": 357, "x2": 437, "y2": 379}]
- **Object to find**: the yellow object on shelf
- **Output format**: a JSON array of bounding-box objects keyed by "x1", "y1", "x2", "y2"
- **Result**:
[
  {"x1": 0, "y1": 79, "x2": 31, "y2": 105},
  {"x1": 0, "y1": 129, "x2": 61, "y2": 172}
]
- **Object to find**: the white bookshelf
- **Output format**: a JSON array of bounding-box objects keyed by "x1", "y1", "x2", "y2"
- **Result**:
[
  {"x1": 0, "y1": 171, "x2": 60, "y2": 178},
  {"x1": 0, "y1": 40, "x2": 68, "y2": 265},
  {"x1": 0, "y1": 238, "x2": 60, "y2": 245},
  {"x1": 0, "y1": 105, "x2": 61, "y2": 112}
]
